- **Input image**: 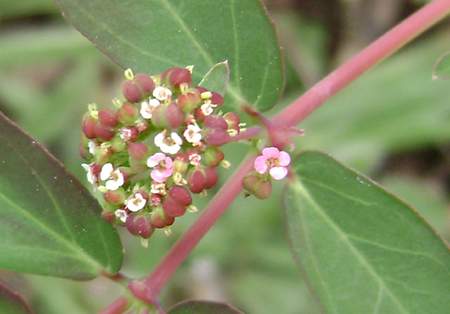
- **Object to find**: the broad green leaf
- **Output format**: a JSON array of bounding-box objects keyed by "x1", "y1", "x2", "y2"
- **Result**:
[
  {"x1": 0, "y1": 112, "x2": 123, "y2": 279},
  {"x1": 433, "y1": 51, "x2": 450, "y2": 80},
  {"x1": 55, "y1": 0, "x2": 284, "y2": 112},
  {"x1": 168, "y1": 300, "x2": 242, "y2": 314},
  {"x1": 198, "y1": 61, "x2": 230, "y2": 96},
  {"x1": 0, "y1": 282, "x2": 32, "y2": 314},
  {"x1": 284, "y1": 151, "x2": 450, "y2": 314}
]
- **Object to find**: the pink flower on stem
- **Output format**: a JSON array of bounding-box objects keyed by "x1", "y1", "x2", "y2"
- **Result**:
[
  {"x1": 147, "y1": 153, "x2": 174, "y2": 183},
  {"x1": 254, "y1": 147, "x2": 291, "y2": 180}
]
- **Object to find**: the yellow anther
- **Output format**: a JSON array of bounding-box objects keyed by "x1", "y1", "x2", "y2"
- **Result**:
[
  {"x1": 140, "y1": 238, "x2": 149, "y2": 248},
  {"x1": 221, "y1": 160, "x2": 231, "y2": 169},
  {"x1": 227, "y1": 129, "x2": 238, "y2": 137},
  {"x1": 163, "y1": 227, "x2": 172, "y2": 237},
  {"x1": 98, "y1": 186, "x2": 107, "y2": 193},
  {"x1": 185, "y1": 65, "x2": 194, "y2": 73},
  {"x1": 88, "y1": 103, "x2": 98, "y2": 119},
  {"x1": 187, "y1": 205, "x2": 198, "y2": 213},
  {"x1": 200, "y1": 91, "x2": 212, "y2": 99},
  {"x1": 124, "y1": 68, "x2": 135, "y2": 80},
  {"x1": 179, "y1": 83, "x2": 189, "y2": 94}
]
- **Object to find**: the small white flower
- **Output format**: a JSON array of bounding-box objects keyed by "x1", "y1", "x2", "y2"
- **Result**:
[
  {"x1": 153, "y1": 86, "x2": 172, "y2": 101},
  {"x1": 151, "y1": 182, "x2": 167, "y2": 195},
  {"x1": 183, "y1": 123, "x2": 202, "y2": 145},
  {"x1": 115, "y1": 209, "x2": 128, "y2": 223},
  {"x1": 81, "y1": 163, "x2": 96, "y2": 185},
  {"x1": 200, "y1": 101, "x2": 215, "y2": 116},
  {"x1": 154, "y1": 130, "x2": 183, "y2": 155},
  {"x1": 140, "y1": 98, "x2": 160, "y2": 119},
  {"x1": 125, "y1": 192, "x2": 147, "y2": 212},
  {"x1": 189, "y1": 153, "x2": 202, "y2": 166},
  {"x1": 88, "y1": 141, "x2": 96, "y2": 155},
  {"x1": 100, "y1": 163, "x2": 124, "y2": 191}
]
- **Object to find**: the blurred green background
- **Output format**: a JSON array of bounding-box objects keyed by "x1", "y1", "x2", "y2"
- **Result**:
[{"x1": 0, "y1": 0, "x2": 449, "y2": 313}]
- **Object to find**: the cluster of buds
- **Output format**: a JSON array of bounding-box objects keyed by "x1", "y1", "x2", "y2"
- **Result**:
[
  {"x1": 80, "y1": 66, "x2": 245, "y2": 240},
  {"x1": 243, "y1": 147, "x2": 291, "y2": 199}
]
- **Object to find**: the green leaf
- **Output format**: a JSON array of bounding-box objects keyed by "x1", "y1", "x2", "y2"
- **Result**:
[
  {"x1": 284, "y1": 151, "x2": 450, "y2": 314},
  {"x1": 55, "y1": 0, "x2": 284, "y2": 112},
  {"x1": 433, "y1": 51, "x2": 450, "y2": 80},
  {"x1": 168, "y1": 300, "x2": 242, "y2": 314},
  {"x1": 0, "y1": 282, "x2": 32, "y2": 314},
  {"x1": 0, "y1": 112, "x2": 123, "y2": 280},
  {"x1": 198, "y1": 61, "x2": 230, "y2": 96}
]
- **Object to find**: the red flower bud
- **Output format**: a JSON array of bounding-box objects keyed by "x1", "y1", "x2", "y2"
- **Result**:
[
  {"x1": 126, "y1": 215, "x2": 153, "y2": 239},
  {"x1": 119, "y1": 127, "x2": 139, "y2": 142},
  {"x1": 223, "y1": 112, "x2": 240, "y2": 131},
  {"x1": 243, "y1": 173, "x2": 272, "y2": 199},
  {"x1": 162, "y1": 196, "x2": 186, "y2": 217},
  {"x1": 104, "y1": 189, "x2": 126, "y2": 205},
  {"x1": 168, "y1": 186, "x2": 192, "y2": 206},
  {"x1": 162, "y1": 67, "x2": 192, "y2": 87},
  {"x1": 152, "y1": 103, "x2": 184, "y2": 129},
  {"x1": 188, "y1": 168, "x2": 207, "y2": 194},
  {"x1": 118, "y1": 103, "x2": 138, "y2": 125},
  {"x1": 134, "y1": 73, "x2": 155, "y2": 94},
  {"x1": 204, "y1": 128, "x2": 229, "y2": 146},
  {"x1": 204, "y1": 115, "x2": 228, "y2": 130},
  {"x1": 94, "y1": 123, "x2": 115, "y2": 141},
  {"x1": 211, "y1": 92, "x2": 224, "y2": 106},
  {"x1": 150, "y1": 207, "x2": 175, "y2": 228},
  {"x1": 128, "y1": 143, "x2": 148, "y2": 160},
  {"x1": 102, "y1": 211, "x2": 115, "y2": 223},
  {"x1": 203, "y1": 146, "x2": 224, "y2": 167},
  {"x1": 204, "y1": 167, "x2": 218, "y2": 189},
  {"x1": 177, "y1": 90, "x2": 201, "y2": 113},
  {"x1": 82, "y1": 116, "x2": 97, "y2": 139},
  {"x1": 98, "y1": 108, "x2": 118, "y2": 127},
  {"x1": 122, "y1": 80, "x2": 142, "y2": 103}
]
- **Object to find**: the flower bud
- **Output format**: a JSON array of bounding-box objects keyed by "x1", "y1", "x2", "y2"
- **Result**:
[
  {"x1": 118, "y1": 103, "x2": 139, "y2": 125},
  {"x1": 94, "y1": 123, "x2": 115, "y2": 141},
  {"x1": 204, "y1": 129, "x2": 229, "y2": 146},
  {"x1": 204, "y1": 115, "x2": 228, "y2": 130},
  {"x1": 150, "y1": 206, "x2": 175, "y2": 228},
  {"x1": 151, "y1": 103, "x2": 184, "y2": 129},
  {"x1": 134, "y1": 73, "x2": 155, "y2": 94},
  {"x1": 128, "y1": 142, "x2": 148, "y2": 160},
  {"x1": 162, "y1": 67, "x2": 192, "y2": 88},
  {"x1": 98, "y1": 108, "x2": 118, "y2": 127},
  {"x1": 173, "y1": 157, "x2": 188, "y2": 174},
  {"x1": 177, "y1": 90, "x2": 201, "y2": 113},
  {"x1": 204, "y1": 167, "x2": 218, "y2": 189},
  {"x1": 162, "y1": 197, "x2": 186, "y2": 217},
  {"x1": 188, "y1": 168, "x2": 207, "y2": 194},
  {"x1": 223, "y1": 112, "x2": 240, "y2": 131},
  {"x1": 203, "y1": 146, "x2": 224, "y2": 167},
  {"x1": 168, "y1": 186, "x2": 192, "y2": 206},
  {"x1": 243, "y1": 172, "x2": 272, "y2": 199},
  {"x1": 119, "y1": 127, "x2": 139, "y2": 142},
  {"x1": 104, "y1": 189, "x2": 126, "y2": 205},
  {"x1": 82, "y1": 116, "x2": 97, "y2": 139},
  {"x1": 126, "y1": 215, "x2": 153, "y2": 239},
  {"x1": 211, "y1": 92, "x2": 224, "y2": 106},
  {"x1": 122, "y1": 80, "x2": 142, "y2": 103},
  {"x1": 102, "y1": 211, "x2": 115, "y2": 223}
]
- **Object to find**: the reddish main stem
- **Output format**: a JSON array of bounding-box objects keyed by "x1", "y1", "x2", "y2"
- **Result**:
[{"x1": 126, "y1": 0, "x2": 450, "y2": 304}]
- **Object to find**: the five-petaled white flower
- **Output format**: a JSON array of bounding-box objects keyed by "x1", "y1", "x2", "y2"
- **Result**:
[
  {"x1": 81, "y1": 163, "x2": 97, "y2": 185},
  {"x1": 200, "y1": 101, "x2": 215, "y2": 116},
  {"x1": 183, "y1": 123, "x2": 202, "y2": 145},
  {"x1": 125, "y1": 192, "x2": 147, "y2": 212},
  {"x1": 153, "y1": 86, "x2": 172, "y2": 101},
  {"x1": 140, "y1": 98, "x2": 160, "y2": 119},
  {"x1": 154, "y1": 130, "x2": 183, "y2": 155},
  {"x1": 115, "y1": 209, "x2": 128, "y2": 223},
  {"x1": 188, "y1": 153, "x2": 202, "y2": 166},
  {"x1": 100, "y1": 163, "x2": 125, "y2": 190}
]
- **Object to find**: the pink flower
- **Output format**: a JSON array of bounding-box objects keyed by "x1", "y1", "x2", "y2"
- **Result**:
[
  {"x1": 147, "y1": 153, "x2": 174, "y2": 183},
  {"x1": 254, "y1": 147, "x2": 291, "y2": 180}
]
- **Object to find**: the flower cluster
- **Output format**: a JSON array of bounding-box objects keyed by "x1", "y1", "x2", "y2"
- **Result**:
[
  {"x1": 243, "y1": 147, "x2": 291, "y2": 199},
  {"x1": 80, "y1": 66, "x2": 245, "y2": 239}
]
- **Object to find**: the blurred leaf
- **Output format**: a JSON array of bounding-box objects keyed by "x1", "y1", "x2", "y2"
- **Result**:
[
  {"x1": 433, "y1": 51, "x2": 450, "y2": 80},
  {"x1": 284, "y1": 151, "x2": 450, "y2": 313},
  {"x1": 55, "y1": 0, "x2": 284, "y2": 112},
  {"x1": 0, "y1": 113, "x2": 123, "y2": 279},
  {"x1": 0, "y1": 0, "x2": 56, "y2": 19},
  {"x1": 168, "y1": 300, "x2": 242, "y2": 314},
  {"x1": 199, "y1": 61, "x2": 230, "y2": 96},
  {"x1": 297, "y1": 32, "x2": 450, "y2": 171},
  {"x1": 0, "y1": 282, "x2": 32, "y2": 314}
]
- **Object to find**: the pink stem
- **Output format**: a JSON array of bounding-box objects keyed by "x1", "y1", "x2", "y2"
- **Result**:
[{"x1": 120, "y1": 0, "x2": 450, "y2": 304}]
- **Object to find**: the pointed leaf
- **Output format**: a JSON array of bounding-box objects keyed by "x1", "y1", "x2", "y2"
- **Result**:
[
  {"x1": 168, "y1": 300, "x2": 243, "y2": 314},
  {"x1": 55, "y1": 0, "x2": 284, "y2": 112},
  {"x1": 0, "y1": 112, "x2": 123, "y2": 280},
  {"x1": 284, "y1": 151, "x2": 450, "y2": 314},
  {"x1": 0, "y1": 282, "x2": 33, "y2": 314},
  {"x1": 433, "y1": 51, "x2": 450, "y2": 80},
  {"x1": 198, "y1": 61, "x2": 230, "y2": 96}
]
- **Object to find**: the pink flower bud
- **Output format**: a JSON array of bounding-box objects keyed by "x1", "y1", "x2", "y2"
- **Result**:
[
  {"x1": 122, "y1": 80, "x2": 142, "y2": 103},
  {"x1": 168, "y1": 186, "x2": 192, "y2": 206},
  {"x1": 118, "y1": 103, "x2": 139, "y2": 125},
  {"x1": 188, "y1": 168, "x2": 207, "y2": 194},
  {"x1": 134, "y1": 73, "x2": 155, "y2": 94},
  {"x1": 162, "y1": 197, "x2": 186, "y2": 217},
  {"x1": 126, "y1": 215, "x2": 153, "y2": 239},
  {"x1": 82, "y1": 116, "x2": 97, "y2": 139},
  {"x1": 177, "y1": 90, "x2": 201, "y2": 113},
  {"x1": 204, "y1": 167, "x2": 218, "y2": 189},
  {"x1": 104, "y1": 189, "x2": 126, "y2": 205},
  {"x1": 204, "y1": 129, "x2": 229, "y2": 146},
  {"x1": 203, "y1": 146, "x2": 224, "y2": 167},
  {"x1": 150, "y1": 207, "x2": 175, "y2": 228},
  {"x1": 119, "y1": 127, "x2": 139, "y2": 142},
  {"x1": 94, "y1": 124, "x2": 115, "y2": 141},
  {"x1": 128, "y1": 143, "x2": 148, "y2": 160},
  {"x1": 162, "y1": 67, "x2": 192, "y2": 87},
  {"x1": 204, "y1": 115, "x2": 228, "y2": 130},
  {"x1": 223, "y1": 112, "x2": 240, "y2": 131},
  {"x1": 243, "y1": 172, "x2": 272, "y2": 199},
  {"x1": 211, "y1": 92, "x2": 224, "y2": 106},
  {"x1": 98, "y1": 108, "x2": 118, "y2": 127},
  {"x1": 152, "y1": 103, "x2": 184, "y2": 129}
]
